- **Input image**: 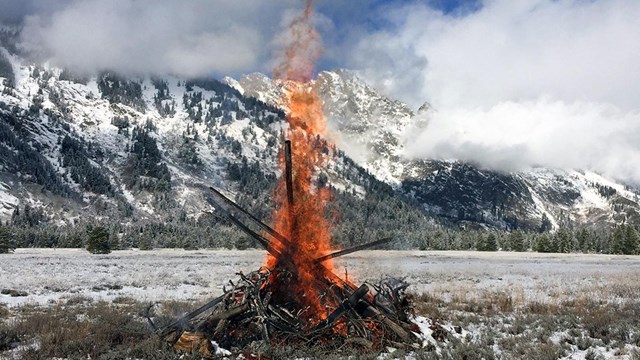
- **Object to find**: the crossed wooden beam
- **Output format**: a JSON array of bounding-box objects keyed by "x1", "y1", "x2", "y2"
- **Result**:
[
  {"x1": 157, "y1": 140, "x2": 413, "y2": 343},
  {"x1": 207, "y1": 185, "x2": 393, "y2": 266}
]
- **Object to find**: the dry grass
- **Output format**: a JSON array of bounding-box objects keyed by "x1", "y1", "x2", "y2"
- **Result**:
[
  {"x1": 0, "y1": 299, "x2": 199, "y2": 359},
  {"x1": 411, "y1": 280, "x2": 640, "y2": 360},
  {"x1": 1, "y1": 250, "x2": 639, "y2": 359},
  {"x1": 0, "y1": 290, "x2": 638, "y2": 359}
]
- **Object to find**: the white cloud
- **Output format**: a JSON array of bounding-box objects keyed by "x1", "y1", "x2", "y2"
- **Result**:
[
  {"x1": 353, "y1": 0, "x2": 640, "y2": 110},
  {"x1": 19, "y1": 0, "x2": 300, "y2": 77},
  {"x1": 406, "y1": 98, "x2": 640, "y2": 183},
  {"x1": 350, "y1": 0, "x2": 640, "y2": 184}
]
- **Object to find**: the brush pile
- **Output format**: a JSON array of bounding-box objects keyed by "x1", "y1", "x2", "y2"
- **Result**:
[
  {"x1": 157, "y1": 269, "x2": 421, "y2": 357},
  {"x1": 153, "y1": 184, "x2": 425, "y2": 358}
]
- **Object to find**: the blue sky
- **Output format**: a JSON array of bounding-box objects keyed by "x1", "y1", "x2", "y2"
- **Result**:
[{"x1": 314, "y1": 0, "x2": 482, "y2": 71}]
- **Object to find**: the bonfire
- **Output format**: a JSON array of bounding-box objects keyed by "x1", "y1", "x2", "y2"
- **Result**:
[{"x1": 152, "y1": 1, "x2": 430, "y2": 357}]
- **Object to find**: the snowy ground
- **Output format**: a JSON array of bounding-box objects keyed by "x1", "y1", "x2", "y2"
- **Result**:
[
  {"x1": 1, "y1": 249, "x2": 638, "y2": 308},
  {"x1": 1, "y1": 249, "x2": 639, "y2": 359}
]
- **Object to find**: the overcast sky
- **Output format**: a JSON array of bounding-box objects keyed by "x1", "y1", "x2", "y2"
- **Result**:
[{"x1": 1, "y1": 0, "x2": 639, "y2": 184}]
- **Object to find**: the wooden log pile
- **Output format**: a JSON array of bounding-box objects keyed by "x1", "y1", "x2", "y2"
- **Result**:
[
  {"x1": 152, "y1": 186, "x2": 422, "y2": 357},
  {"x1": 154, "y1": 142, "x2": 424, "y2": 357},
  {"x1": 156, "y1": 268, "x2": 421, "y2": 357}
]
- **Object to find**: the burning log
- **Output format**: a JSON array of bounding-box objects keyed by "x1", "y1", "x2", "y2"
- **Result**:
[
  {"x1": 320, "y1": 284, "x2": 369, "y2": 327},
  {"x1": 156, "y1": 186, "x2": 421, "y2": 357},
  {"x1": 284, "y1": 139, "x2": 294, "y2": 207},
  {"x1": 155, "y1": 140, "x2": 422, "y2": 357},
  {"x1": 157, "y1": 268, "x2": 420, "y2": 356},
  {"x1": 314, "y1": 237, "x2": 395, "y2": 263}
]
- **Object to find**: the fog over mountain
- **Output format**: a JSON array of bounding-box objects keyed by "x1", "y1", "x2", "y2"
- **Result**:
[
  {"x1": 1, "y1": 0, "x2": 639, "y2": 183},
  {"x1": 348, "y1": 0, "x2": 640, "y2": 185}
]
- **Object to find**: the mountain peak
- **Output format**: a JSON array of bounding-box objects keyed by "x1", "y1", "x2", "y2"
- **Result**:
[{"x1": 417, "y1": 102, "x2": 432, "y2": 114}]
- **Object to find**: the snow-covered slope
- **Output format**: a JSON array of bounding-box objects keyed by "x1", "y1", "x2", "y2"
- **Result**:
[
  {"x1": 1, "y1": 34, "x2": 638, "y2": 232},
  {"x1": 0, "y1": 54, "x2": 390, "y2": 227},
  {"x1": 230, "y1": 70, "x2": 640, "y2": 231}
]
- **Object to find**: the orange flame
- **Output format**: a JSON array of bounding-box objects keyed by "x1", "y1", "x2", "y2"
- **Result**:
[{"x1": 266, "y1": 0, "x2": 337, "y2": 324}]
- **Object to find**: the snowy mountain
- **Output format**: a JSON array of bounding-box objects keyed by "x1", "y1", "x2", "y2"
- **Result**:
[
  {"x1": 1, "y1": 22, "x2": 638, "y2": 234},
  {"x1": 229, "y1": 70, "x2": 640, "y2": 231},
  {"x1": 0, "y1": 45, "x2": 435, "y2": 247}
]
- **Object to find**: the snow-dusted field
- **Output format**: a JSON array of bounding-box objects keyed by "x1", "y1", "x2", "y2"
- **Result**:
[{"x1": 1, "y1": 249, "x2": 639, "y2": 308}]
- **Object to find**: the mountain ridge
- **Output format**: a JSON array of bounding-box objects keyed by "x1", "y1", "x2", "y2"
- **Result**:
[
  {"x1": 1, "y1": 39, "x2": 639, "y2": 234},
  {"x1": 228, "y1": 70, "x2": 640, "y2": 231}
]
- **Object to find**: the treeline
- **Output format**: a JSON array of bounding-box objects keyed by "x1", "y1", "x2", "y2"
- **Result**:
[
  {"x1": 2, "y1": 210, "x2": 639, "y2": 255},
  {"x1": 0, "y1": 215, "x2": 251, "y2": 252},
  {"x1": 416, "y1": 225, "x2": 639, "y2": 255},
  {"x1": 97, "y1": 71, "x2": 146, "y2": 112},
  {"x1": 0, "y1": 104, "x2": 76, "y2": 198}
]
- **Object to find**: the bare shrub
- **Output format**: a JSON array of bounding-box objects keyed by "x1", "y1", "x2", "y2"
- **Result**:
[
  {"x1": 0, "y1": 322, "x2": 20, "y2": 352},
  {"x1": 583, "y1": 309, "x2": 615, "y2": 344},
  {"x1": 413, "y1": 293, "x2": 444, "y2": 318},
  {"x1": 13, "y1": 302, "x2": 154, "y2": 359},
  {"x1": 495, "y1": 292, "x2": 514, "y2": 313},
  {"x1": 585, "y1": 348, "x2": 606, "y2": 360}
]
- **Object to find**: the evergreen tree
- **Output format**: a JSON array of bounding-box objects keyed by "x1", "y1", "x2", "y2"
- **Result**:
[
  {"x1": 0, "y1": 225, "x2": 14, "y2": 253},
  {"x1": 476, "y1": 233, "x2": 498, "y2": 251},
  {"x1": 576, "y1": 229, "x2": 592, "y2": 252},
  {"x1": 610, "y1": 226, "x2": 627, "y2": 255},
  {"x1": 485, "y1": 233, "x2": 498, "y2": 251},
  {"x1": 183, "y1": 237, "x2": 198, "y2": 250},
  {"x1": 539, "y1": 213, "x2": 553, "y2": 233},
  {"x1": 535, "y1": 234, "x2": 553, "y2": 253},
  {"x1": 509, "y1": 231, "x2": 526, "y2": 252},
  {"x1": 138, "y1": 235, "x2": 153, "y2": 250},
  {"x1": 86, "y1": 226, "x2": 111, "y2": 254},
  {"x1": 555, "y1": 229, "x2": 572, "y2": 253},
  {"x1": 624, "y1": 226, "x2": 639, "y2": 255}
]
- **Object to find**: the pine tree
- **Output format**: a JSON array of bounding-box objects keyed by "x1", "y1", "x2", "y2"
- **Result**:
[
  {"x1": 0, "y1": 225, "x2": 14, "y2": 254},
  {"x1": 485, "y1": 233, "x2": 498, "y2": 251},
  {"x1": 576, "y1": 229, "x2": 591, "y2": 252},
  {"x1": 509, "y1": 231, "x2": 526, "y2": 252},
  {"x1": 535, "y1": 234, "x2": 553, "y2": 253},
  {"x1": 138, "y1": 235, "x2": 153, "y2": 250},
  {"x1": 539, "y1": 213, "x2": 553, "y2": 233},
  {"x1": 610, "y1": 226, "x2": 626, "y2": 255},
  {"x1": 555, "y1": 229, "x2": 572, "y2": 253},
  {"x1": 624, "y1": 226, "x2": 639, "y2": 255},
  {"x1": 86, "y1": 226, "x2": 111, "y2": 254},
  {"x1": 183, "y1": 237, "x2": 198, "y2": 250},
  {"x1": 477, "y1": 233, "x2": 498, "y2": 251}
]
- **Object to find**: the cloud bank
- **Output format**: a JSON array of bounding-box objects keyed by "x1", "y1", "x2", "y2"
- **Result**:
[
  {"x1": 18, "y1": 0, "x2": 301, "y2": 77},
  {"x1": 406, "y1": 99, "x2": 640, "y2": 183},
  {"x1": 351, "y1": 0, "x2": 640, "y2": 111},
  {"x1": 5, "y1": 0, "x2": 640, "y2": 183},
  {"x1": 348, "y1": 0, "x2": 640, "y2": 184}
]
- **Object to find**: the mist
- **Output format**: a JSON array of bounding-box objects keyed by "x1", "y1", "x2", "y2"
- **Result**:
[
  {"x1": 348, "y1": 0, "x2": 640, "y2": 184},
  {"x1": 4, "y1": 0, "x2": 640, "y2": 184},
  {"x1": 16, "y1": 0, "x2": 302, "y2": 77},
  {"x1": 405, "y1": 99, "x2": 640, "y2": 183}
]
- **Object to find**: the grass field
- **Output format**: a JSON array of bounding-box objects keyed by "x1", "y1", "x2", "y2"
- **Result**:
[{"x1": 1, "y1": 249, "x2": 639, "y2": 359}]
